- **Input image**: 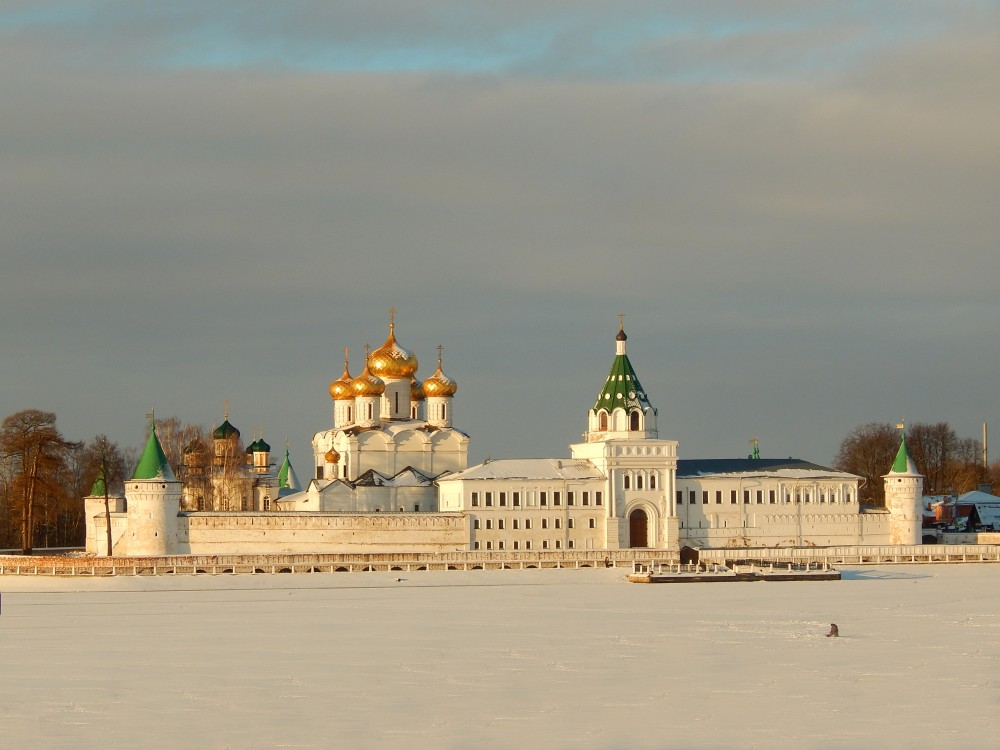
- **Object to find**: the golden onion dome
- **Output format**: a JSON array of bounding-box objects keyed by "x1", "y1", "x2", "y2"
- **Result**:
[
  {"x1": 351, "y1": 365, "x2": 385, "y2": 397},
  {"x1": 328, "y1": 350, "x2": 354, "y2": 401},
  {"x1": 410, "y1": 377, "x2": 426, "y2": 401},
  {"x1": 423, "y1": 349, "x2": 457, "y2": 397},
  {"x1": 324, "y1": 447, "x2": 341, "y2": 464},
  {"x1": 368, "y1": 317, "x2": 418, "y2": 380}
]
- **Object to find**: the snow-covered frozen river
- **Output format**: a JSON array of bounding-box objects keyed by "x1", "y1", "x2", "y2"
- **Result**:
[{"x1": 1, "y1": 564, "x2": 997, "y2": 749}]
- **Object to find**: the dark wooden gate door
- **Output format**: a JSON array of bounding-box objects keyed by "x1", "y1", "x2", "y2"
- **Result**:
[{"x1": 629, "y1": 509, "x2": 648, "y2": 548}]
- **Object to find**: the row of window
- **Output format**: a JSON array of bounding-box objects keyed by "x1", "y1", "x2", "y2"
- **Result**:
[
  {"x1": 623, "y1": 473, "x2": 657, "y2": 490},
  {"x1": 596, "y1": 409, "x2": 643, "y2": 431},
  {"x1": 473, "y1": 517, "x2": 597, "y2": 531},
  {"x1": 474, "y1": 539, "x2": 577, "y2": 550},
  {"x1": 679, "y1": 488, "x2": 853, "y2": 505},
  {"x1": 471, "y1": 490, "x2": 603, "y2": 508}
]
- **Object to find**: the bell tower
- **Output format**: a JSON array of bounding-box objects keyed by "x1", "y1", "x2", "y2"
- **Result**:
[
  {"x1": 586, "y1": 314, "x2": 658, "y2": 441},
  {"x1": 571, "y1": 317, "x2": 678, "y2": 551}
]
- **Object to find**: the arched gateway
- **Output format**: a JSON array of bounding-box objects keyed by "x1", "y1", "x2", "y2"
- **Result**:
[{"x1": 629, "y1": 508, "x2": 649, "y2": 548}]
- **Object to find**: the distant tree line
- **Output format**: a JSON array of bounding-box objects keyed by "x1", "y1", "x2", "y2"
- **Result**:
[
  {"x1": 0, "y1": 409, "x2": 227, "y2": 554},
  {"x1": 833, "y1": 422, "x2": 1000, "y2": 506}
]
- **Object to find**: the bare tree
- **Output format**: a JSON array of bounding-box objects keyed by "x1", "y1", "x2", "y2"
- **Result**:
[
  {"x1": 907, "y1": 423, "x2": 984, "y2": 495},
  {"x1": 0, "y1": 410, "x2": 80, "y2": 554},
  {"x1": 833, "y1": 422, "x2": 898, "y2": 506},
  {"x1": 151, "y1": 417, "x2": 210, "y2": 474},
  {"x1": 81, "y1": 435, "x2": 127, "y2": 556},
  {"x1": 988, "y1": 459, "x2": 1000, "y2": 494},
  {"x1": 835, "y1": 421, "x2": 987, "y2": 503}
]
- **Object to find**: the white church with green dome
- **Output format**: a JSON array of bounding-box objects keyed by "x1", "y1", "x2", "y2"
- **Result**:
[{"x1": 85, "y1": 316, "x2": 924, "y2": 556}]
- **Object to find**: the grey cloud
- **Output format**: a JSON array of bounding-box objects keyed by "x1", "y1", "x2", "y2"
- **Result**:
[{"x1": 1, "y1": 4, "x2": 997, "y2": 470}]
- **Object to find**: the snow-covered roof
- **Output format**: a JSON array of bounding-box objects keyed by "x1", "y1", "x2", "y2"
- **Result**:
[
  {"x1": 442, "y1": 458, "x2": 605, "y2": 482},
  {"x1": 925, "y1": 491, "x2": 1000, "y2": 526},
  {"x1": 677, "y1": 458, "x2": 857, "y2": 480},
  {"x1": 353, "y1": 467, "x2": 437, "y2": 487}
]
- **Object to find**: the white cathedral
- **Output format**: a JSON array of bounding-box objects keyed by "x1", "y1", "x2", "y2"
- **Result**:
[{"x1": 85, "y1": 315, "x2": 923, "y2": 556}]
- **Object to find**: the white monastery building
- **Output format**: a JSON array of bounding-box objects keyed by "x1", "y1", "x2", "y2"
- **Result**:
[{"x1": 85, "y1": 315, "x2": 924, "y2": 556}]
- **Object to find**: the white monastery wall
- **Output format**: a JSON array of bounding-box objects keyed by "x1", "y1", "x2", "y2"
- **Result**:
[
  {"x1": 679, "y1": 509, "x2": 891, "y2": 548},
  {"x1": 89, "y1": 513, "x2": 129, "y2": 556},
  {"x1": 174, "y1": 512, "x2": 468, "y2": 555}
]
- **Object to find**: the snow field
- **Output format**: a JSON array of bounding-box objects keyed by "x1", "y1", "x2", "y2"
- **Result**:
[{"x1": 1, "y1": 565, "x2": 998, "y2": 749}]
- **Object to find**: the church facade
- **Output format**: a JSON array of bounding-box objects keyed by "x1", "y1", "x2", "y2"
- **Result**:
[{"x1": 85, "y1": 316, "x2": 923, "y2": 556}]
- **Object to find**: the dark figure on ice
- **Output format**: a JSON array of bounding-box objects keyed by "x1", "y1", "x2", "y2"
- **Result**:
[{"x1": 826, "y1": 623, "x2": 839, "y2": 637}]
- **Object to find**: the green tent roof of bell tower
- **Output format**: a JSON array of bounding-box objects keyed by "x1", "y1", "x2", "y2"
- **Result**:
[
  {"x1": 132, "y1": 424, "x2": 176, "y2": 481},
  {"x1": 591, "y1": 328, "x2": 653, "y2": 415}
]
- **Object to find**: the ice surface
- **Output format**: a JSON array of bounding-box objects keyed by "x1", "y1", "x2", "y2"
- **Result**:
[{"x1": 1, "y1": 564, "x2": 998, "y2": 749}]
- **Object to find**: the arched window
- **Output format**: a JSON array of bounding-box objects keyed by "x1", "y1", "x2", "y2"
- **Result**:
[
  {"x1": 599, "y1": 411, "x2": 609, "y2": 431},
  {"x1": 637, "y1": 474, "x2": 644, "y2": 490},
  {"x1": 650, "y1": 473, "x2": 657, "y2": 490},
  {"x1": 629, "y1": 410, "x2": 641, "y2": 431},
  {"x1": 346, "y1": 405, "x2": 353, "y2": 423},
  {"x1": 624, "y1": 475, "x2": 631, "y2": 490}
]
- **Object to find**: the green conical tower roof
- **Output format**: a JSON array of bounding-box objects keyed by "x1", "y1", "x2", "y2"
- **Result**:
[
  {"x1": 889, "y1": 433, "x2": 920, "y2": 475},
  {"x1": 278, "y1": 449, "x2": 300, "y2": 491},
  {"x1": 89, "y1": 465, "x2": 107, "y2": 497},
  {"x1": 132, "y1": 424, "x2": 176, "y2": 481},
  {"x1": 591, "y1": 325, "x2": 653, "y2": 415}
]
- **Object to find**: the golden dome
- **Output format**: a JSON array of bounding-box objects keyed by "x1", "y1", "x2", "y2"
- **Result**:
[
  {"x1": 410, "y1": 377, "x2": 426, "y2": 401},
  {"x1": 423, "y1": 348, "x2": 457, "y2": 397},
  {"x1": 324, "y1": 447, "x2": 341, "y2": 464},
  {"x1": 351, "y1": 365, "x2": 385, "y2": 397},
  {"x1": 368, "y1": 315, "x2": 418, "y2": 380},
  {"x1": 329, "y1": 350, "x2": 354, "y2": 401}
]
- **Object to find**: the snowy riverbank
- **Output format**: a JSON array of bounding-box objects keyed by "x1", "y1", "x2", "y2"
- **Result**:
[{"x1": 2, "y1": 565, "x2": 997, "y2": 749}]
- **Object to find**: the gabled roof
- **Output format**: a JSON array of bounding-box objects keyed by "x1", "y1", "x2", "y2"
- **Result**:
[
  {"x1": 925, "y1": 491, "x2": 1000, "y2": 525},
  {"x1": 132, "y1": 425, "x2": 176, "y2": 481},
  {"x1": 353, "y1": 466, "x2": 436, "y2": 487},
  {"x1": 677, "y1": 458, "x2": 856, "y2": 479}
]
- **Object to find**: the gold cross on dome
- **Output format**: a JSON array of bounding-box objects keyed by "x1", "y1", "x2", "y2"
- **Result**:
[
  {"x1": 389, "y1": 306, "x2": 396, "y2": 331},
  {"x1": 617, "y1": 312, "x2": 625, "y2": 330}
]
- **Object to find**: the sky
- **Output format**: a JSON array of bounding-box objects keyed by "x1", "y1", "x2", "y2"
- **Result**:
[{"x1": 1, "y1": 1, "x2": 998, "y2": 475}]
